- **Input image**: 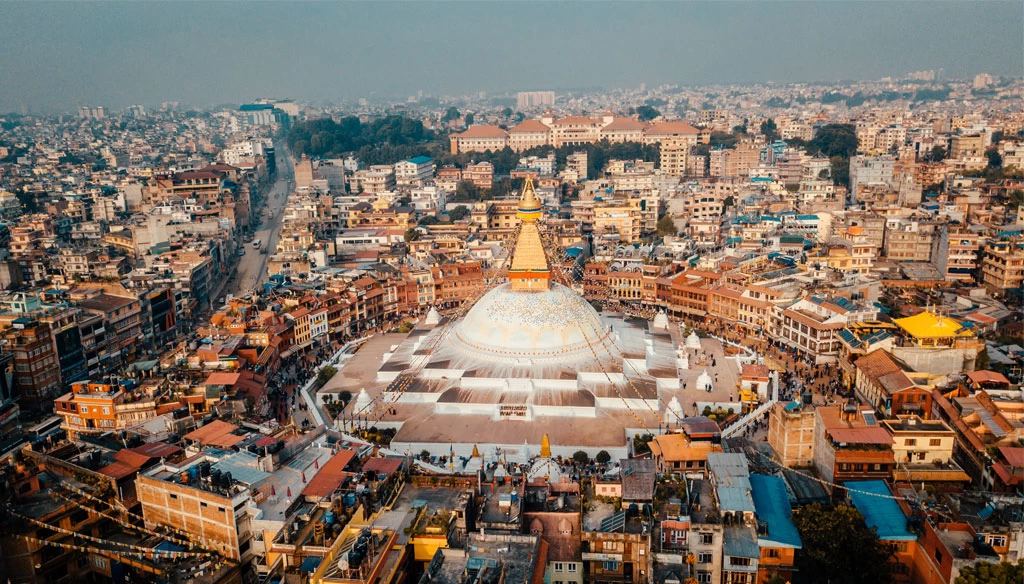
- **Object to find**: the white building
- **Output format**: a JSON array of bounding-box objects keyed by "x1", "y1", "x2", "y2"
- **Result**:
[
  {"x1": 849, "y1": 155, "x2": 895, "y2": 201},
  {"x1": 394, "y1": 156, "x2": 435, "y2": 186}
]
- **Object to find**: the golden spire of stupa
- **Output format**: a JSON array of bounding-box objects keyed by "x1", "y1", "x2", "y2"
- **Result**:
[
  {"x1": 472, "y1": 444, "x2": 481, "y2": 458},
  {"x1": 509, "y1": 177, "x2": 550, "y2": 292},
  {"x1": 540, "y1": 433, "x2": 551, "y2": 458}
]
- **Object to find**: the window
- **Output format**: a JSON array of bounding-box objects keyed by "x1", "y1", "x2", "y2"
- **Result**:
[
  {"x1": 698, "y1": 552, "x2": 713, "y2": 563},
  {"x1": 700, "y1": 532, "x2": 715, "y2": 545},
  {"x1": 169, "y1": 494, "x2": 178, "y2": 500},
  {"x1": 929, "y1": 438, "x2": 942, "y2": 447},
  {"x1": 764, "y1": 548, "x2": 780, "y2": 559},
  {"x1": 904, "y1": 438, "x2": 916, "y2": 446},
  {"x1": 554, "y1": 563, "x2": 564, "y2": 573},
  {"x1": 729, "y1": 557, "x2": 752, "y2": 567},
  {"x1": 934, "y1": 549, "x2": 943, "y2": 563},
  {"x1": 603, "y1": 561, "x2": 619, "y2": 572},
  {"x1": 988, "y1": 536, "x2": 1007, "y2": 547},
  {"x1": 696, "y1": 572, "x2": 712, "y2": 584},
  {"x1": 102, "y1": 406, "x2": 110, "y2": 415},
  {"x1": 565, "y1": 563, "x2": 576, "y2": 572}
]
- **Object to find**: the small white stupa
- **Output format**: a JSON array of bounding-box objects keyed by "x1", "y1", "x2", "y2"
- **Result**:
[
  {"x1": 696, "y1": 369, "x2": 714, "y2": 392},
  {"x1": 652, "y1": 312, "x2": 669, "y2": 330},
  {"x1": 424, "y1": 306, "x2": 440, "y2": 326},
  {"x1": 663, "y1": 396, "x2": 685, "y2": 426},
  {"x1": 685, "y1": 330, "x2": 702, "y2": 349},
  {"x1": 676, "y1": 349, "x2": 690, "y2": 370},
  {"x1": 353, "y1": 388, "x2": 372, "y2": 413}
]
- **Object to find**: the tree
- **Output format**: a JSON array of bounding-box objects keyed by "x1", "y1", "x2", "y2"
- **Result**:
[
  {"x1": 986, "y1": 148, "x2": 1003, "y2": 169},
  {"x1": 636, "y1": 105, "x2": 661, "y2": 122},
  {"x1": 595, "y1": 450, "x2": 611, "y2": 464},
  {"x1": 760, "y1": 119, "x2": 779, "y2": 141},
  {"x1": 501, "y1": 107, "x2": 513, "y2": 118},
  {"x1": 464, "y1": 112, "x2": 475, "y2": 125},
  {"x1": 317, "y1": 365, "x2": 338, "y2": 387},
  {"x1": 829, "y1": 156, "x2": 851, "y2": 188},
  {"x1": 930, "y1": 145, "x2": 947, "y2": 162},
  {"x1": 954, "y1": 560, "x2": 1024, "y2": 584},
  {"x1": 656, "y1": 214, "x2": 677, "y2": 236},
  {"x1": 339, "y1": 390, "x2": 353, "y2": 405},
  {"x1": 454, "y1": 181, "x2": 482, "y2": 202},
  {"x1": 572, "y1": 451, "x2": 589, "y2": 465},
  {"x1": 807, "y1": 124, "x2": 858, "y2": 158},
  {"x1": 792, "y1": 503, "x2": 892, "y2": 584},
  {"x1": 404, "y1": 228, "x2": 422, "y2": 243},
  {"x1": 448, "y1": 205, "x2": 470, "y2": 221},
  {"x1": 443, "y1": 106, "x2": 461, "y2": 122}
]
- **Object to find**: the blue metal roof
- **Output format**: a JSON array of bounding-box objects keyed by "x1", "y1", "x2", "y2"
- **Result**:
[
  {"x1": 299, "y1": 556, "x2": 323, "y2": 573},
  {"x1": 749, "y1": 474, "x2": 802, "y2": 549},
  {"x1": 407, "y1": 156, "x2": 433, "y2": 164},
  {"x1": 846, "y1": 481, "x2": 916, "y2": 541}
]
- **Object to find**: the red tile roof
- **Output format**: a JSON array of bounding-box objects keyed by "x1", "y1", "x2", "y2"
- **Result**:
[
  {"x1": 302, "y1": 449, "x2": 358, "y2": 498},
  {"x1": 455, "y1": 125, "x2": 508, "y2": 139}
]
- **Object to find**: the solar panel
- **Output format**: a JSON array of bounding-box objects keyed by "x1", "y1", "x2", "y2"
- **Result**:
[
  {"x1": 863, "y1": 412, "x2": 877, "y2": 426},
  {"x1": 600, "y1": 511, "x2": 626, "y2": 532}
]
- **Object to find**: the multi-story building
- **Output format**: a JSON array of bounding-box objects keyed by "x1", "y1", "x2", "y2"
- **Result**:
[
  {"x1": 137, "y1": 457, "x2": 256, "y2": 563},
  {"x1": 849, "y1": 155, "x2": 896, "y2": 201},
  {"x1": 394, "y1": 156, "x2": 434, "y2": 186},
  {"x1": 509, "y1": 120, "x2": 553, "y2": 152},
  {"x1": 884, "y1": 220, "x2": 937, "y2": 262},
  {"x1": 932, "y1": 227, "x2": 982, "y2": 282},
  {"x1": 463, "y1": 161, "x2": 495, "y2": 189},
  {"x1": 449, "y1": 125, "x2": 509, "y2": 154},
  {"x1": 777, "y1": 297, "x2": 876, "y2": 364},
  {"x1": 950, "y1": 134, "x2": 985, "y2": 159},
  {"x1": 53, "y1": 381, "x2": 159, "y2": 439},
  {"x1": 981, "y1": 240, "x2": 1024, "y2": 292},
  {"x1": 852, "y1": 349, "x2": 936, "y2": 419},
  {"x1": 768, "y1": 401, "x2": 817, "y2": 467},
  {"x1": 812, "y1": 404, "x2": 896, "y2": 486},
  {"x1": 580, "y1": 531, "x2": 651, "y2": 584},
  {"x1": 0, "y1": 317, "x2": 61, "y2": 409},
  {"x1": 517, "y1": 91, "x2": 556, "y2": 108}
]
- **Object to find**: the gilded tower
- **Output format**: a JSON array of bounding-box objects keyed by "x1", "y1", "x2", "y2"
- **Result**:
[{"x1": 508, "y1": 177, "x2": 551, "y2": 291}]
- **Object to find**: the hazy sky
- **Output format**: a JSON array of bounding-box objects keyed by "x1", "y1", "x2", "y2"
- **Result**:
[{"x1": 1, "y1": 1, "x2": 1021, "y2": 113}]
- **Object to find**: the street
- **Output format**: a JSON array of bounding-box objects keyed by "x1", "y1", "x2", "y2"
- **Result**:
[{"x1": 229, "y1": 145, "x2": 295, "y2": 297}]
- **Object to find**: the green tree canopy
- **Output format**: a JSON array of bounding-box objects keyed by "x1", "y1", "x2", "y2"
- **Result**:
[
  {"x1": 448, "y1": 205, "x2": 470, "y2": 221},
  {"x1": 595, "y1": 450, "x2": 611, "y2": 464},
  {"x1": 636, "y1": 105, "x2": 661, "y2": 122},
  {"x1": 807, "y1": 124, "x2": 859, "y2": 158},
  {"x1": 572, "y1": 451, "x2": 589, "y2": 465},
  {"x1": 464, "y1": 112, "x2": 475, "y2": 125},
  {"x1": 954, "y1": 560, "x2": 1024, "y2": 584},
  {"x1": 792, "y1": 503, "x2": 892, "y2": 584},
  {"x1": 656, "y1": 214, "x2": 677, "y2": 236},
  {"x1": 443, "y1": 106, "x2": 461, "y2": 121},
  {"x1": 760, "y1": 119, "x2": 779, "y2": 141},
  {"x1": 930, "y1": 145, "x2": 947, "y2": 162}
]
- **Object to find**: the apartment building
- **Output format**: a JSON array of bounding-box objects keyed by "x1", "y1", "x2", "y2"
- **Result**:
[
  {"x1": 767, "y1": 401, "x2": 816, "y2": 467},
  {"x1": 394, "y1": 156, "x2": 434, "y2": 186},
  {"x1": 981, "y1": 240, "x2": 1024, "y2": 291},
  {"x1": 53, "y1": 381, "x2": 158, "y2": 439},
  {"x1": 950, "y1": 134, "x2": 986, "y2": 159},
  {"x1": 884, "y1": 220, "x2": 937, "y2": 262},
  {"x1": 137, "y1": 457, "x2": 256, "y2": 563},
  {"x1": 932, "y1": 227, "x2": 982, "y2": 282},
  {"x1": 853, "y1": 349, "x2": 935, "y2": 419},
  {"x1": 463, "y1": 161, "x2": 495, "y2": 189},
  {"x1": 849, "y1": 155, "x2": 895, "y2": 201},
  {"x1": 778, "y1": 297, "x2": 876, "y2": 364},
  {"x1": 2, "y1": 317, "x2": 60, "y2": 413},
  {"x1": 812, "y1": 404, "x2": 896, "y2": 485},
  {"x1": 580, "y1": 531, "x2": 651, "y2": 584}
]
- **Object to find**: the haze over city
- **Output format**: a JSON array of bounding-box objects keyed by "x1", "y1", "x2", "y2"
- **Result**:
[
  {"x1": 0, "y1": 1, "x2": 1021, "y2": 112},
  {"x1": 3, "y1": 2, "x2": 1024, "y2": 584}
]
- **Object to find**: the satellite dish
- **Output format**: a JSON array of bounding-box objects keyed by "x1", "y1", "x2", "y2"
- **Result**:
[{"x1": 337, "y1": 552, "x2": 349, "y2": 572}]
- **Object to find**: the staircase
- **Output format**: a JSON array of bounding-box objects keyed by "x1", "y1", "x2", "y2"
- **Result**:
[{"x1": 721, "y1": 400, "x2": 775, "y2": 439}]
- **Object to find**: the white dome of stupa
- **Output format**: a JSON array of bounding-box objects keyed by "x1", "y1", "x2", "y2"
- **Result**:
[
  {"x1": 663, "y1": 396, "x2": 684, "y2": 425},
  {"x1": 424, "y1": 307, "x2": 440, "y2": 326},
  {"x1": 685, "y1": 331, "x2": 702, "y2": 349},
  {"x1": 696, "y1": 369, "x2": 713, "y2": 391},
  {"x1": 449, "y1": 282, "x2": 613, "y2": 365},
  {"x1": 652, "y1": 312, "x2": 669, "y2": 330}
]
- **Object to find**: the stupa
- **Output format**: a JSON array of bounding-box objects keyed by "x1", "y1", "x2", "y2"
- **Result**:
[{"x1": 336, "y1": 179, "x2": 740, "y2": 459}]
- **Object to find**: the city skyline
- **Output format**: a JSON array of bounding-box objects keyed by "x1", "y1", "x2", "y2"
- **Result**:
[{"x1": 0, "y1": 1, "x2": 1021, "y2": 113}]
